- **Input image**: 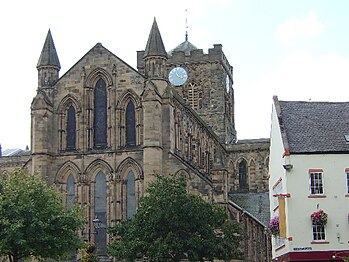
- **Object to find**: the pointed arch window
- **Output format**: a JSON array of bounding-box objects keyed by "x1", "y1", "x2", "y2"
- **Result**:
[
  {"x1": 94, "y1": 79, "x2": 107, "y2": 149},
  {"x1": 66, "y1": 105, "x2": 76, "y2": 150},
  {"x1": 126, "y1": 171, "x2": 136, "y2": 219},
  {"x1": 239, "y1": 159, "x2": 248, "y2": 191},
  {"x1": 94, "y1": 171, "x2": 107, "y2": 255},
  {"x1": 188, "y1": 83, "x2": 200, "y2": 110},
  {"x1": 66, "y1": 174, "x2": 75, "y2": 209},
  {"x1": 126, "y1": 101, "x2": 136, "y2": 147}
]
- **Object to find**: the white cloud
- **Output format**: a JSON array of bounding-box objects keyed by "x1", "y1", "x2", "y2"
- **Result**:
[
  {"x1": 235, "y1": 50, "x2": 349, "y2": 139},
  {"x1": 275, "y1": 11, "x2": 324, "y2": 46},
  {"x1": 263, "y1": 51, "x2": 349, "y2": 102}
]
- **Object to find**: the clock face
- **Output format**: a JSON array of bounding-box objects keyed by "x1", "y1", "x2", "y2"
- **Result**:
[{"x1": 168, "y1": 67, "x2": 188, "y2": 86}]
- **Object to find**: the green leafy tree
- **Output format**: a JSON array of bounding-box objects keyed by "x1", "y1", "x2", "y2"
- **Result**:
[
  {"x1": 107, "y1": 175, "x2": 242, "y2": 262},
  {"x1": 0, "y1": 169, "x2": 85, "y2": 262}
]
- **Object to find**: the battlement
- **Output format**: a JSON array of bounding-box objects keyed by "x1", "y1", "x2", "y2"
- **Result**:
[
  {"x1": 167, "y1": 44, "x2": 232, "y2": 76},
  {"x1": 137, "y1": 44, "x2": 233, "y2": 76},
  {"x1": 168, "y1": 44, "x2": 220, "y2": 62}
]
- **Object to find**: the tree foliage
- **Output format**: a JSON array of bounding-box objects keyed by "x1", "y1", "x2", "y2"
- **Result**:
[
  {"x1": 0, "y1": 169, "x2": 84, "y2": 262},
  {"x1": 107, "y1": 175, "x2": 242, "y2": 262}
]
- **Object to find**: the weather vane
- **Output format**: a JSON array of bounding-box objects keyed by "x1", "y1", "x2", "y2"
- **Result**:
[{"x1": 185, "y1": 9, "x2": 189, "y2": 41}]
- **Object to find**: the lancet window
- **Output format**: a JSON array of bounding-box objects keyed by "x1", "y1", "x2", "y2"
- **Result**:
[
  {"x1": 66, "y1": 174, "x2": 75, "y2": 209},
  {"x1": 94, "y1": 79, "x2": 107, "y2": 149},
  {"x1": 94, "y1": 171, "x2": 107, "y2": 255},
  {"x1": 126, "y1": 101, "x2": 136, "y2": 147},
  {"x1": 126, "y1": 170, "x2": 136, "y2": 219},
  {"x1": 66, "y1": 105, "x2": 76, "y2": 150},
  {"x1": 239, "y1": 159, "x2": 249, "y2": 191},
  {"x1": 187, "y1": 83, "x2": 200, "y2": 110}
]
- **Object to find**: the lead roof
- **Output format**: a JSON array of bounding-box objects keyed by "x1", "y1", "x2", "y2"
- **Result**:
[{"x1": 168, "y1": 38, "x2": 198, "y2": 56}]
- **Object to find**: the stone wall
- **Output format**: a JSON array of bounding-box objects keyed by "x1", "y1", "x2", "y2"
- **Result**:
[
  {"x1": 229, "y1": 201, "x2": 272, "y2": 262},
  {"x1": 226, "y1": 139, "x2": 270, "y2": 193},
  {"x1": 0, "y1": 155, "x2": 30, "y2": 175}
]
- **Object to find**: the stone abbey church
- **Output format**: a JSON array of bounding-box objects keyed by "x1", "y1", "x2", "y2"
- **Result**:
[{"x1": 0, "y1": 19, "x2": 271, "y2": 261}]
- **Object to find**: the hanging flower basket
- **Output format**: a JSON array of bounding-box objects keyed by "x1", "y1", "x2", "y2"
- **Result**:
[
  {"x1": 311, "y1": 209, "x2": 328, "y2": 225},
  {"x1": 268, "y1": 216, "x2": 280, "y2": 236}
]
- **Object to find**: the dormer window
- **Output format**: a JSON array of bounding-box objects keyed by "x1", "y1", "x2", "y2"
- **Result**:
[{"x1": 345, "y1": 135, "x2": 349, "y2": 143}]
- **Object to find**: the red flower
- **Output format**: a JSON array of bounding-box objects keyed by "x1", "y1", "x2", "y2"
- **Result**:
[{"x1": 311, "y1": 209, "x2": 328, "y2": 225}]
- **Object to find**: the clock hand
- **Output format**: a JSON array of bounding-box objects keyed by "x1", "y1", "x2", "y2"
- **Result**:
[{"x1": 175, "y1": 72, "x2": 184, "y2": 79}]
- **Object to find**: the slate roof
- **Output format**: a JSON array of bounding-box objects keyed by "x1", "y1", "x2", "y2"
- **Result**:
[
  {"x1": 229, "y1": 192, "x2": 270, "y2": 225},
  {"x1": 143, "y1": 18, "x2": 167, "y2": 58},
  {"x1": 37, "y1": 29, "x2": 61, "y2": 69},
  {"x1": 2, "y1": 148, "x2": 30, "y2": 157},
  {"x1": 276, "y1": 97, "x2": 349, "y2": 154}
]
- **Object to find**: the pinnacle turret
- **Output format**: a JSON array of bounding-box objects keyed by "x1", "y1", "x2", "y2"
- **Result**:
[
  {"x1": 37, "y1": 29, "x2": 61, "y2": 69},
  {"x1": 143, "y1": 18, "x2": 168, "y2": 79},
  {"x1": 37, "y1": 30, "x2": 61, "y2": 87},
  {"x1": 144, "y1": 18, "x2": 167, "y2": 58}
]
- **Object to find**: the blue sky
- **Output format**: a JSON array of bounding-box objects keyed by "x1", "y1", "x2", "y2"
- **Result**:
[{"x1": 1, "y1": 0, "x2": 349, "y2": 149}]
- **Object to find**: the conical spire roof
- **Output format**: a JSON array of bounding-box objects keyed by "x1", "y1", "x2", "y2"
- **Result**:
[
  {"x1": 37, "y1": 29, "x2": 61, "y2": 69},
  {"x1": 143, "y1": 18, "x2": 167, "y2": 58}
]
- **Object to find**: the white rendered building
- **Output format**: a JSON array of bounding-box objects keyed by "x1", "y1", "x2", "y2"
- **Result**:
[{"x1": 269, "y1": 96, "x2": 349, "y2": 261}]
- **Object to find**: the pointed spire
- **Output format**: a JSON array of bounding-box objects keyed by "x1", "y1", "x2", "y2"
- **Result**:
[
  {"x1": 144, "y1": 18, "x2": 167, "y2": 58},
  {"x1": 37, "y1": 29, "x2": 61, "y2": 69}
]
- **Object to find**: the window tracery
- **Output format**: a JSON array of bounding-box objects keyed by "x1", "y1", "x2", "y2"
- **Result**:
[
  {"x1": 187, "y1": 83, "x2": 200, "y2": 110},
  {"x1": 126, "y1": 101, "x2": 136, "y2": 147},
  {"x1": 66, "y1": 105, "x2": 76, "y2": 150},
  {"x1": 94, "y1": 79, "x2": 107, "y2": 149},
  {"x1": 126, "y1": 170, "x2": 136, "y2": 219},
  {"x1": 66, "y1": 174, "x2": 75, "y2": 209},
  {"x1": 94, "y1": 171, "x2": 107, "y2": 255},
  {"x1": 57, "y1": 96, "x2": 81, "y2": 151},
  {"x1": 238, "y1": 159, "x2": 248, "y2": 191},
  {"x1": 117, "y1": 91, "x2": 141, "y2": 148}
]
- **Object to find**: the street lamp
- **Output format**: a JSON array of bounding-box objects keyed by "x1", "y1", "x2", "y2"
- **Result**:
[
  {"x1": 82, "y1": 215, "x2": 102, "y2": 242},
  {"x1": 92, "y1": 215, "x2": 102, "y2": 231}
]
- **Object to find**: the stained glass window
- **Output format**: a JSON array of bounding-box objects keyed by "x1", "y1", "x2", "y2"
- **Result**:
[
  {"x1": 94, "y1": 171, "x2": 107, "y2": 255},
  {"x1": 66, "y1": 105, "x2": 76, "y2": 150},
  {"x1": 66, "y1": 174, "x2": 75, "y2": 209},
  {"x1": 239, "y1": 160, "x2": 248, "y2": 191},
  {"x1": 94, "y1": 79, "x2": 107, "y2": 149},
  {"x1": 126, "y1": 101, "x2": 136, "y2": 147},
  {"x1": 126, "y1": 171, "x2": 136, "y2": 219}
]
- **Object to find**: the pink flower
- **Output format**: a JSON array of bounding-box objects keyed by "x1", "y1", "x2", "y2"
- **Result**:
[
  {"x1": 311, "y1": 210, "x2": 328, "y2": 225},
  {"x1": 268, "y1": 216, "x2": 280, "y2": 236}
]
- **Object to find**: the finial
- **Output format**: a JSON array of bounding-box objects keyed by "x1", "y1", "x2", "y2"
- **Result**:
[{"x1": 185, "y1": 9, "x2": 188, "y2": 41}]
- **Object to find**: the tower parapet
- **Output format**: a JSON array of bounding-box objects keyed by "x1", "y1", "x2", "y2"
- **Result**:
[{"x1": 166, "y1": 43, "x2": 236, "y2": 143}]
